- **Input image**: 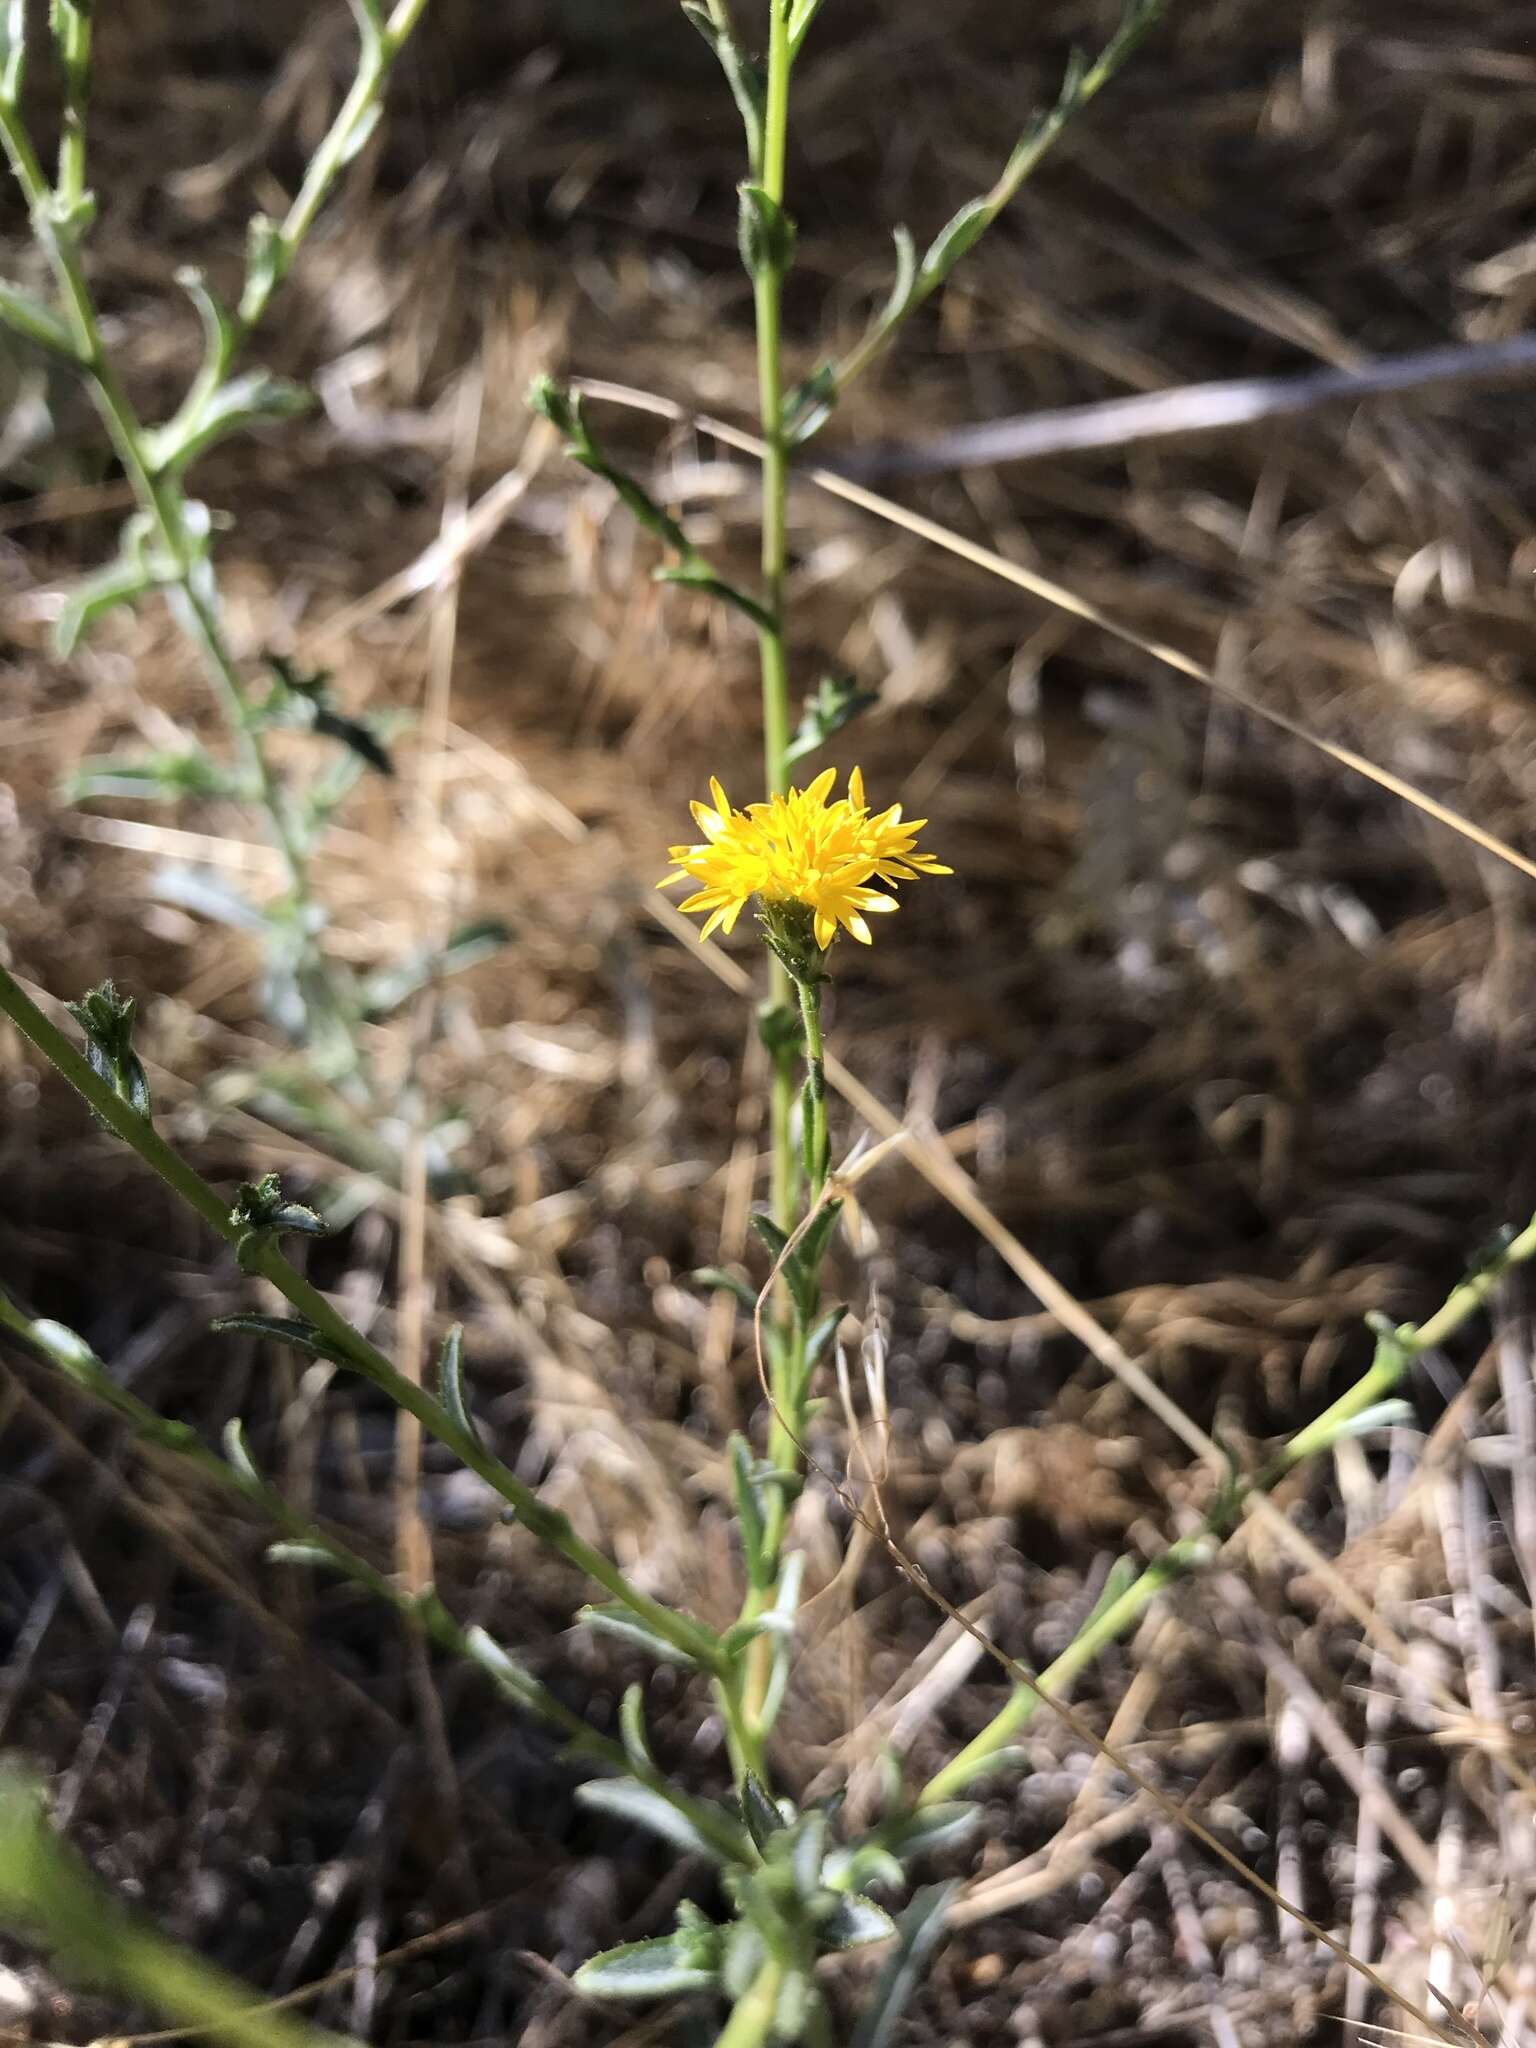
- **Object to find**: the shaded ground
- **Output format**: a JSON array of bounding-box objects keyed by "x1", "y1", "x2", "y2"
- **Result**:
[{"x1": 4, "y1": 0, "x2": 1536, "y2": 2041}]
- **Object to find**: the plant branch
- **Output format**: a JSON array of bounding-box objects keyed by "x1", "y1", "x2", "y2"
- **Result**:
[
  {"x1": 0, "y1": 962, "x2": 724, "y2": 1675},
  {"x1": 918, "y1": 1210, "x2": 1536, "y2": 1805}
]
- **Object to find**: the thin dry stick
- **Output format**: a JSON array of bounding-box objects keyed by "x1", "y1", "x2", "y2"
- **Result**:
[{"x1": 579, "y1": 378, "x2": 1536, "y2": 890}]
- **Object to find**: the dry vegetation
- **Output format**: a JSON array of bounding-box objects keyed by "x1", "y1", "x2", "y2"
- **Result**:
[{"x1": 5, "y1": 0, "x2": 1536, "y2": 2041}]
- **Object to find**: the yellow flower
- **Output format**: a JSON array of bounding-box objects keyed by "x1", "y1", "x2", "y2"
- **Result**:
[{"x1": 658, "y1": 766, "x2": 951, "y2": 948}]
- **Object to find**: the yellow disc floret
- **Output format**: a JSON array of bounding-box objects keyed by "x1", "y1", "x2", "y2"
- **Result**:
[{"x1": 658, "y1": 767, "x2": 951, "y2": 949}]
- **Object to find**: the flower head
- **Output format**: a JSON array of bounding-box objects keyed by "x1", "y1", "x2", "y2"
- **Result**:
[{"x1": 658, "y1": 766, "x2": 951, "y2": 950}]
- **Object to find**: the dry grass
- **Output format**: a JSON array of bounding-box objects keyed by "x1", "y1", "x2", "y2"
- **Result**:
[{"x1": 5, "y1": 0, "x2": 1536, "y2": 2041}]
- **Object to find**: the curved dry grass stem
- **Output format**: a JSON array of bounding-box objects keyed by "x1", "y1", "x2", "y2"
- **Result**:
[{"x1": 576, "y1": 377, "x2": 1536, "y2": 890}]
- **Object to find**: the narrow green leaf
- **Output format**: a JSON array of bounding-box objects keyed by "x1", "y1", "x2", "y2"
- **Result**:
[
  {"x1": 0, "y1": 280, "x2": 75, "y2": 358},
  {"x1": 737, "y1": 182, "x2": 796, "y2": 282},
  {"x1": 618, "y1": 1684, "x2": 655, "y2": 1776},
  {"x1": 211, "y1": 1314, "x2": 351, "y2": 1369},
  {"x1": 577, "y1": 1602, "x2": 705, "y2": 1670},
  {"x1": 434, "y1": 1324, "x2": 481, "y2": 1450},
  {"x1": 729, "y1": 1434, "x2": 769, "y2": 1591},
  {"x1": 750, "y1": 1212, "x2": 791, "y2": 1264},
  {"x1": 573, "y1": 1932, "x2": 718, "y2": 2002},
  {"x1": 920, "y1": 197, "x2": 992, "y2": 287},
  {"x1": 819, "y1": 1891, "x2": 898, "y2": 1951},
  {"x1": 680, "y1": 4, "x2": 765, "y2": 171},
  {"x1": 576, "y1": 1778, "x2": 727, "y2": 1863},
  {"x1": 848, "y1": 1883, "x2": 957, "y2": 2047},
  {"x1": 54, "y1": 554, "x2": 157, "y2": 658},
  {"x1": 221, "y1": 1417, "x2": 266, "y2": 1496},
  {"x1": 740, "y1": 1773, "x2": 784, "y2": 1854},
  {"x1": 693, "y1": 1266, "x2": 759, "y2": 1313}
]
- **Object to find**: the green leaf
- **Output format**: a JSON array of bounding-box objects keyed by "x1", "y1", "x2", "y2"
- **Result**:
[
  {"x1": 819, "y1": 1891, "x2": 897, "y2": 1951},
  {"x1": 680, "y1": 4, "x2": 765, "y2": 171},
  {"x1": 434, "y1": 1324, "x2": 481, "y2": 1449},
  {"x1": 573, "y1": 1932, "x2": 718, "y2": 2002},
  {"x1": 576, "y1": 1778, "x2": 729, "y2": 1863},
  {"x1": 577, "y1": 1602, "x2": 706, "y2": 1670},
  {"x1": 874, "y1": 1802, "x2": 981, "y2": 1865},
  {"x1": 211, "y1": 1314, "x2": 351, "y2": 1369},
  {"x1": 737, "y1": 182, "x2": 797, "y2": 281},
  {"x1": 848, "y1": 1884, "x2": 956, "y2": 2047},
  {"x1": 729, "y1": 1434, "x2": 769, "y2": 1591},
  {"x1": 786, "y1": 0, "x2": 828, "y2": 57},
  {"x1": 803, "y1": 1303, "x2": 847, "y2": 1369},
  {"x1": 750, "y1": 1212, "x2": 791, "y2": 1265},
  {"x1": 920, "y1": 197, "x2": 992, "y2": 287},
  {"x1": 145, "y1": 370, "x2": 311, "y2": 479},
  {"x1": 361, "y1": 918, "x2": 514, "y2": 1019},
  {"x1": 65, "y1": 980, "x2": 151, "y2": 1120},
  {"x1": 740, "y1": 1773, "x2": 784, "y2": 1854},
  {"x1": 174, "y1": 266, "x2": 237, "y2": 383},
  {"x1": 64, "y1": 747, "x2": 240, "y2": 806},
  {"x1": 0, "y1": 0, "x2": 26, "y2": 104},
  {"x1": 784, "y1": 673, "x2": 881, "y2": 768},
  {"x1": 721, "y1": 1921, "x2": 768, "y2": 2002},
  {"x1": 221, "y1": 1417, "x2": 267, "y2": 1496},
  {"x1": 240, "y1": 213, "x2": 285, "y2": 319},
  {"x1": 693, "y1": 1266, "x2": 759, "y2": 1314},
  {"x1": 0, "y1": 279, "x2": 75, "y2": 358},
  {"x1": 757, "y1": 1552, "x2": 805, "y2": 1737},
  {"x1": 336, "y1": 98, "x2": 382, "y2": 168},
  {"x1": 618, "y1": 1684, "x2": 656, "y2": 1777},
  {"x1": 54, "y1": 547, "x2": 158, "y2": 658},
  {"x1": 228, "y1": 1172, "x2": 326, "y2": 1274},
  {"x1": 790, "y1": 1808, "x2": 827, "y2": 1901}
]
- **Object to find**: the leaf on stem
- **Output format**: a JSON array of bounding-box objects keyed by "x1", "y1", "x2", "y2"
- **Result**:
[
  {"x1": 360, "y1": 918, "x2": 514, "y2": 1019},
  {"x1": 211, "y1": 1314, "x2": 352, "y2": 1369},
  {"x1": 740, "y1": 1773, "x2": 786, "y2": 1854},
  {"x1": 847, "y1": 1883, "x2": 957, "y2": 2048},
  {"x1": 784, "y1": 673, "x2": 881, "y2": 768},
  {"x1": 680, "y1": 5, "x2": 766, "y2": 171},
  {"x1": 64, "y1": 747, "x2": 241, "y2": 806},
  {"x1": 573, "y1": 1930, "x2": 719, "y2": 2001},
  {"x1": 818, "y1": 1892, "x2": 897, "y2": 1950},
  {"x1": 576, "y1": 1778, "x2": 732, "y2": 1863},
  {"x1": 228, "y1": 1172, "x2": 326, "y2": 1274},
  {"x1": 577, "y1": 1601, "x2": 708, "y2": 1670},
  {"x1": 433, "y1": 1324, "x2": 482, "y2": 1450},
  {"x1": 0, "y1": 280, "x2": 75, "y2": 359},
  {"x1": 65, "y1": 980, "x2": 151, "y2": 1120},
  {"x1": 54, "y1": 514, "x2": 162, "y2": 656}
]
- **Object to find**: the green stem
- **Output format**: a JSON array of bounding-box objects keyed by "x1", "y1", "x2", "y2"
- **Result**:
[
  {"x1": 794, "y1": 972, "x2": 827, "y2": 1199},
  {"x1": 0, "y1": 963, "x2": 722, "y2": 1676},
  {"x1": 917, "y1": 1206, "x2": 1536, "y2": 1806},
  {"x1": 716, "y1": 1955, "x2": 784, "y2": 2048},
  {"x1": 52, "y1": 2, "x2": 90, "y2": 213},
  {"x1": 0, "y1": 1287, "x2": 627, "y2": 1772},
  {"x1": 754, "y1": 2, "x2": 798, "y2": 1235}
]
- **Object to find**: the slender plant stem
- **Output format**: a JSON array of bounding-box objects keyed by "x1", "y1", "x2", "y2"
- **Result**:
[
  {"x1": 794, "y1": 973, "x2": 828, "y2": 1199},
  {"x1": 0, "y1": 962, "x2": 723, "y2": 1674},
  {"x1": 755, "y1": 2, "x2": 798, "y2": 1235},
  {"x1": 917, "y1": 1209, "x2": 1536, "y2": 1806},
  {"x1": 717, "y1": 1955, "x2": 784, "y2": 2048}
]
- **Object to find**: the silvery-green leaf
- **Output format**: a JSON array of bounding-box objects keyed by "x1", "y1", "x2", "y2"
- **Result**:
[
  {"x1": 576, "y1": 1778, "x2": 727, "y2": 1864},
  {"x1": 572, "y1": 1933, "x2": 718, "y2": 2002}
]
